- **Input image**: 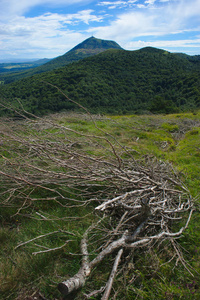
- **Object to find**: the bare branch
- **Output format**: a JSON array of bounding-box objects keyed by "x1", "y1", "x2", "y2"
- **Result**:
[
  {"x1": 15, "y1": 230, "x2": 75, "y2": 250},
  {"x1": 32, "y1": 240, "x2": 72, "y2": 255},
  {"x1": 101, "y1": 248, "x2": 123, "y2": 300}
]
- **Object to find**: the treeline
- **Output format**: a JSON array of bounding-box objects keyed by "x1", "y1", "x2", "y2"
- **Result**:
[{"x1": 0, "y1": 48, "x2": 200, "y2": 115}]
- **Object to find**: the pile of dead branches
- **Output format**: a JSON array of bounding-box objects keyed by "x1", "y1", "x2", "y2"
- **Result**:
[
  {"x1": 57, "y1": 156, "x2": 193, "y2": 298},
  {"x1": 0, "y1": 104, "x2": 194, "y2": 299}
]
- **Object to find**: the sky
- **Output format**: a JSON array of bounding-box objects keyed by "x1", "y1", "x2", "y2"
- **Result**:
[{"x1": 0, "y1": 0, "x2": 200, "y2": 61}]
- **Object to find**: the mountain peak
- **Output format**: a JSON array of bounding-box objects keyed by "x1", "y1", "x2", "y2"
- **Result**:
[{"x1": 69, "y1": 36, "x2": 123, "y2": 53}]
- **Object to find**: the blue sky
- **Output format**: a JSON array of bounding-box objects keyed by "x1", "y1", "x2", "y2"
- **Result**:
[{"x1": 0, "y1": 0, "x2": 200, "y2": 61}]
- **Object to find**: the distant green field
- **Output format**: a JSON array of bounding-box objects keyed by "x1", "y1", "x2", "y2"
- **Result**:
[{"x1": 2, "y1": 64, "x2": 33, "y2": 69}]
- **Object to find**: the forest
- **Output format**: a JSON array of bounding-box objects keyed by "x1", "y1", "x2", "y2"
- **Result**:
[{"x1": 0, "y1": 46, "x2": 200, "y2": 116}]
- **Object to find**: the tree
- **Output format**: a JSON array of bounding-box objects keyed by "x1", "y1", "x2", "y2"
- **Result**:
[{"x1": 150, "y1": 96, "x2": 178, "y2": 113}]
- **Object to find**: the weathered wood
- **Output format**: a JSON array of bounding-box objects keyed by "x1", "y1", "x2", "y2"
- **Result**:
[
  {"x1": 101, "y1": 248, "x2": 123, "y2": 300},
  {"x1": 58, "y1": 233, "x2": 127, "y2": 295},
  {"x1": 58, "y1": 205, "x2": 193, "y2": 296},
  {"x1": 58, "y1": 221, "x2": 149, "y2": 295},
  {"x1": 58, "y1": 267, "x2": 90, "y2": 295},
  {"x1": 58, "y1": 226, "x2": 91, "y2": 295}
]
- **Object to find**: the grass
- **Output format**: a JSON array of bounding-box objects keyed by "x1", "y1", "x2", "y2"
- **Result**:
[{"x1": 0, "y1": 110, "x2": 199, "y2": 299}]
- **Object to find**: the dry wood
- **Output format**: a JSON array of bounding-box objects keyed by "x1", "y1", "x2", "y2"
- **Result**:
[
  {"x1": 32, "y1": 240, "x2": 72, "y2": 255},
  {"x1": 101, "y1": 248, "x2": 123, "y2": 300},
  {"x1": 0, "y1": 103, "x2": 194, "y2": 298},
  {"x1": 15, "y1": 230, "x2": 74, "y2": 250}
]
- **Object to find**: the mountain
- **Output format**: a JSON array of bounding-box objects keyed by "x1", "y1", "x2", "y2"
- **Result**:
[
  {"x1": 36, "y1": 36, "x2": 123, "y2": 72},
  {"x1": 0, "y1": 37, "x2": 123, "y2": 83},
  {"x1": 70, "y1": 36, "x2": 123, "y2": 53},
  {"x1": 1, "y1": 46, "x2": 199, "y2": 115}
]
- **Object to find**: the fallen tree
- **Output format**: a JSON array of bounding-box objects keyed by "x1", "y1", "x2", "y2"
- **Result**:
[{"x1": 0, "y1": 95, "x2": 194, "y2": 299}]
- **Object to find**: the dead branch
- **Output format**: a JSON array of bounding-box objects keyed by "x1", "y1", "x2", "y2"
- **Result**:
[
  {"x1": 32, "y1": 240, "x2": 72, "y2": 255},
  {"x1": 15, "y1": 230, "x2": 75, "y2": 250},
  {"x1": 84, "y1": 286, "x2": 105, "y2": 299},
  {"x1": 0, "y1": 98, "x2": 194, "y2": 299},
  {"x1": 101, "y1": 248, "x2": 123, "y2": 300}
]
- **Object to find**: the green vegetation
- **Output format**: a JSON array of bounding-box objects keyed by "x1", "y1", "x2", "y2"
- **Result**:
[
  {"x1": 1, "y1": 45, "x2": 199, "y2": 115},
  {"x1": 0, "y1": 111, "x2": 199, "y2": 299}
]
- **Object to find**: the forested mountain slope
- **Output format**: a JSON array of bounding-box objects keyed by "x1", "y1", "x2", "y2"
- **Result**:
[{"x1": 1, "y1": 47, "x2": 200, "y2": 115}]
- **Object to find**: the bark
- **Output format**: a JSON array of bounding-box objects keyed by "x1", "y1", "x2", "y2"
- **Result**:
[
  {"x1": 58, "y1": 220, "x2": 148, "y2": 296},
  {"x1": 58, "y1": 234, "x2": 127, "y2": 295},
  {"x1": 101, "y1": 248, "x2": 123, "y2": 300},
  {"x1": 58, "y1": 226, "x2": 91, "y2": 295},
  {"x1": 58, "y1": 266, "x2": 90, "y2": 295}
]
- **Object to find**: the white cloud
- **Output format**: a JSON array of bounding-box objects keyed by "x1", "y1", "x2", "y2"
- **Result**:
[
  {"x1": 125, "y1": 38, "x2": 200, "y2": 51},
  {"x1": 89, "y1": 0, "x2": 200, "y2": 42},
  {"x1": 64, "y1": 10, "x2": 103, "y2": 25},
  {"x1": 88, "y1": 11, "x2": 156, "y2": 40},
  {"x1": 0, "y1": 10, "x2": 103, "y2": 58},
  {"x1": 145, "y1": 0, "x2": 156, "y2": 5},
  {"x1": 1, "y1": 0, "x2": 200, "y2": 59},
  {"x1": 98, "y1": 1, "x2": 127, "y2": 5},
  {"x1": 0, "y1": 0, "x2": 93, "y2": 18},
  {"x1": 98, "y1": 0, "x2": 137, "y2": 9},
  {"x1": 0, "y1": 10, "x2": 102, "y2": 38},
  {"x1": 136, "y1": 4, "x2": 146, "y2": 8}
]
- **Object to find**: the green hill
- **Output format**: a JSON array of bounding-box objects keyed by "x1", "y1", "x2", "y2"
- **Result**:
[{"x1": 0, "y1": 46, "x2": 200, "y2": 115}]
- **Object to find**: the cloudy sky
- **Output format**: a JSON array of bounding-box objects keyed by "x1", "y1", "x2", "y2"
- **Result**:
[{"x1": 0, "y1": 0, "x2": 200, "y2": 61}]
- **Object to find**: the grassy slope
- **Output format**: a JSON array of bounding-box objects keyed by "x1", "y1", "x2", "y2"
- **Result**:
[{"x1": 0, "y1": 111, "x2": 199, "y2": 299}]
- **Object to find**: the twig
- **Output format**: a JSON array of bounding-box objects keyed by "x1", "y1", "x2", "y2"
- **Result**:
[
  {"x1": 15, "y1": 230, "x2": 75, "y2": 250},
  {"x1": 32, "y1": 240, "x2": 71, "y2": 255},
  {"x1": 84, "y1": 286, "x2": 105, "y2": 299}
]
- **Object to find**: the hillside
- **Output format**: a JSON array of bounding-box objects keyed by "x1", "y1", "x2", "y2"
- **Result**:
[
  {"x1": 0, "y1": 37, "x2": 122, "y2": 83},
  {"x1": 1, "y1": 46, "x2": 200, "y2": 115}
]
